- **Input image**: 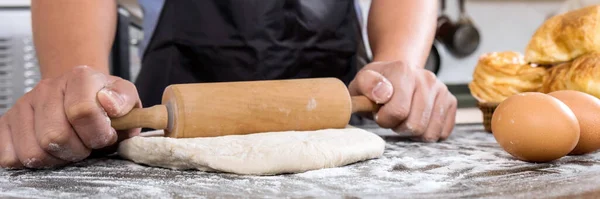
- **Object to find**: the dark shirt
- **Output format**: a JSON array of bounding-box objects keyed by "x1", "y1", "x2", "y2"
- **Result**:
[{"x1": 135, "y1": 0, "x2": 361, "y2": 108}]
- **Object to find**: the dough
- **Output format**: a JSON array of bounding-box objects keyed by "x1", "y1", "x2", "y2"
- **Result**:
[{"x1": 117, "y1": 127, "x2": 385, "y2": 175}]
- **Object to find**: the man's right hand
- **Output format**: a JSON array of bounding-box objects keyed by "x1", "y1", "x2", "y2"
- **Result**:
[{"x1": 0, "y1": 66, "x2": 141, "y2": 169}]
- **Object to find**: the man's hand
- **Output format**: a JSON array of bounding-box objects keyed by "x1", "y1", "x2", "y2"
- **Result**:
[
  {"x1": 0, "y1": 66, "x2": 141, "y2": 169},
  {"x1": 349, "y1": 61, "x2": 457, "y2": 142}
]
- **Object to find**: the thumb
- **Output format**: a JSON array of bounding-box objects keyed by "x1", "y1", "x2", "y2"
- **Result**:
[
  {"x1": 349, "y1": 69, "x2": 394, "y2": 104},
  {"x1": 97, "y1": 77, "x2": 141, "y2": 118}
]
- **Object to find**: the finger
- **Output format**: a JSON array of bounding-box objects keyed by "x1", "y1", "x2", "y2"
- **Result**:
[
  {"x1": 63, "y1": 66, "x2": 116, "y2": 149},
  {"x1": 0, "y1": 117, "x2": 23, "y2": 169},
  {"x1": 33, "y1": 79, "x2": 91, "y2": 162},
  {"x1": 374, "y1": 63, "x2": 416, "y2": 128},
  {"x1": 421, "y1": 84, "x2": 449, "y2": 142},
  {"x1": 393, "y1": 71, "x2": 438, "y2": 137},
  {"x1": 348, "y1": 69, "x2": 394, "y2": 104},
  {"x1": 9, "y1": 96, "x2": 67, "y2": 168},
  {"x1": 440, "y1": 95, "x2": 458, "y2": 140},
  {"x1": 98, "y1": 76, "x2": 142, "y2": 146},
  {"x1": 90, "y1": 128, "x2": 142, "y2": 157},
  {"x1": 97, "y1": 76, "x2": 141, "y2": 118}
]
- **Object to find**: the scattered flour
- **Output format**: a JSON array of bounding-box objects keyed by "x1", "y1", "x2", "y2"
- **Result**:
[{"x1": 3, "y1": 124, "x2": 600, "y2": 198}]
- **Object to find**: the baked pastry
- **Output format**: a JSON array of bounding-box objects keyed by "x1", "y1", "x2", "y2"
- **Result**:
[
  {"x1": 525, "y1": 5, "x2": 600, "y2": 65},
  {"x1": 541, "y1": 52, "x2": 600, "y2": 98},
  {"x1": 540, "y1": 62, "x2": 570, "y2": 93},
  {"x1": 469, "y1": 51, "x2": 548, "y2": 133},
  {"x1": 469, "y1": 51, "x2": 547, "y2": 103}
]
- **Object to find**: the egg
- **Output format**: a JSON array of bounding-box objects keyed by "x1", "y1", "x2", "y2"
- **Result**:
[
  {"x1": 549, "y1": 90, "x2": 600, "y2": 155},
  {"x1": 491, "y1": 92, "x2": 580, "y2": 162}
]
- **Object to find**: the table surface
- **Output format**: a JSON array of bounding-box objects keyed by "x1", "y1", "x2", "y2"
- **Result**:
[{"x1": 2, "y1": 123, "x2": 600, "y2": 199}]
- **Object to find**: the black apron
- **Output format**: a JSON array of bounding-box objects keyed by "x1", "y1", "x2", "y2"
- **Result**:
[{"x1": 136, "y1": 0, "x2": 360, "y2": 109}]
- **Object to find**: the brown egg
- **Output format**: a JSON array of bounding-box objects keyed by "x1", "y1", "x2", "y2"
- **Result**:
[
  {"x1": 549, "y1": 90, "x2": 600, "y2": 155},
  {"x1": 491, "y1": 92, "x2": 580, "y2": 162}
]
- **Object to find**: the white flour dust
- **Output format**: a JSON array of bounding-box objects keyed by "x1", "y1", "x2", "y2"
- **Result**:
[
  {"x1": 306, "y1": 98, "x2": 317, "y2": 111},
  {"x1": 3, "y1": 124, "x2": 600, "y2": 198}
]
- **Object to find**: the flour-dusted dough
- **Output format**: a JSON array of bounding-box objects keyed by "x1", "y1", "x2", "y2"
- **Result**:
[{"x1": 117, "y1": 128, "x2": 385, "y2": 175}]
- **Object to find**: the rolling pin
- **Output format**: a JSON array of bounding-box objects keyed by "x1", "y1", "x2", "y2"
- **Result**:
[{"x1": 110, "y1": 78, "x2": 380, "y2": 138}]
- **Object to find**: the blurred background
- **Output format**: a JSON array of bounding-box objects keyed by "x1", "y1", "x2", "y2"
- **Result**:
[{"x1": 0, "y1": 0, "x2": 595, "y2": 115}]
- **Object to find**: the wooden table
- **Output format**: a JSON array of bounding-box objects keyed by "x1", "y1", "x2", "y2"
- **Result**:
[{"x1": 2, "y1": 122, "x2": 600, "y2": 198}]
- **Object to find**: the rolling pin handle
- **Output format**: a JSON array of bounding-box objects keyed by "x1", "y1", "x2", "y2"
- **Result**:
[
  {"x1": 110, "y1": 105, "x2": 169, "y2": 130},
  {"x1": 351, "y1": 96, "x2": 381, "y2": 113}
]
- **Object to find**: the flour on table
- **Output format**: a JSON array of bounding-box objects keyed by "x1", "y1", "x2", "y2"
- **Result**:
[{"x1": 117, "y1": 127, "x2": 385, "y2": 175}]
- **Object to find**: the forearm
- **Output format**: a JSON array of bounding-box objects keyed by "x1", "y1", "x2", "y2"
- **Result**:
[
  {"x1": 367, "y1": 0, "x2": 437, "y2": 68},
  {"x1": 32, "y1": 0, "x2": 117, "y2": 79}
]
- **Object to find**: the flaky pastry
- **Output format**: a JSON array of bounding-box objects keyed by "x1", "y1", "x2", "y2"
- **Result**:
[
  {"x1": 469, "y1": 51, "x2": 547, "y2": 103},
  {"x1": 541, "y1": 52, "x2": 600, "y2": 98},
  {"x1": 540, "y1": 62, "x2": 570, "y2": 93},
  {"x1": 525, "y1": 5, "x2": 600, "y2": 65}
]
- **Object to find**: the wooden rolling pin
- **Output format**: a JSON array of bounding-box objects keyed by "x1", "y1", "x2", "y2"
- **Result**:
[{"x1": 110, "y1": 78, "x2": 380, "y2": 138}]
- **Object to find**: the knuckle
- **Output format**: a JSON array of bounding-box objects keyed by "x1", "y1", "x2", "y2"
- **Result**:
[
  {"x1": 391, "y1": 60, "x2": 408, "y2": 69},
  {"x1": 354, "y1": 69, "x2": 373, "y2": 86},
  {"x1": 0, "y1": 157, "x2": 21, "y2": 169},
  {"x1": 70, "y1": 66, "x2": 106, "y2": 82},
  {"x1": 0, "y1": 144, "x2": 19, "y2": 169},
  {"x1": 36, "y1": 78, "x2": 54, "y2": 89},
  {"x1": 66, "y1": 101, "x2": 101, "y2": 124},
  {"x1": 440, "y1": 132, "x2": 451, "y2": 140},
  {"x1": 420, "y1": 70, "x2": 437, "y2": 86},
  {"x1": 384, "y1": 60, "x2": 410, "y2": 74},
  {"x1": 387, "y1": 105, "x2": 410, "y2": 121},
  {"x1": 39, "y1": 129, "x2": 71, "y2": 152},
  {"x1": 442, "y1": 126, "x2": 455, "y2": 139},
  {"x1": 433, "y1": 114, "x2": 446, "y2": 126},
  {"x1": 78, "y1": 148, "x2": 92, "y2": 160},
  {"x1": 7, "y1": 100, "x2": 30, "y2": 121},
  {"x1": 32, "y1": 79, "x2": 51, "y2": 93},
  {"x1": 408, "y1": 122, "x2": 427, "y2": 136},
  {"x1": 448, "y1": 95, "x2": 458, "y2": 107},
  {"x1": 0, "y1": 149, "x2": 21, "y2": 169},
  {"x1": 122, "y1": 79, "x2": 137, "y2": 90},
  {"x1": 70, "y1": 65, "x2": 94, "y2": 76},
  {"x1": 356, "y1": 68, "x2": 369, "y2": 77},
  {"x1": 437, "y1": 81, "x2": 449, "y2": 92},
  {"x1": 21, "y1": 151, "x2": 47, "y2": 168},
  {"x1": 428, "y1": 126, "x2": 445, "y2": 138},
  {"x1": 31, "y1": 79, "x2": 55, "y2": 102},
  {"x1": 423, "y1": 70, "x2": 437, "y2": 79},
  {"x1": 422, "y1": 135, "x2": 439, "y2": 142},
  {"x1": 14, "y1": 94, "x2": 32, "y2": 108}
]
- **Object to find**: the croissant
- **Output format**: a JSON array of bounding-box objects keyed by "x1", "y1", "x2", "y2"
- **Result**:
[
  {"x1": 541, "y1": 53, "x2": 600, "y2": 98},
  {"x1": 469, "y1": 51, "x2": 547, "y2": 103},
  {"x1": 539, "y1": 62, "x2": 570, "y2": 93},
  {"x1": 525, "y1": 5, "x2": 600, "y2": 65}
]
